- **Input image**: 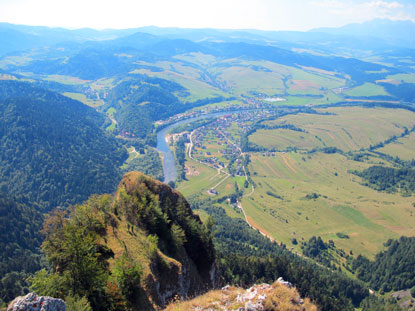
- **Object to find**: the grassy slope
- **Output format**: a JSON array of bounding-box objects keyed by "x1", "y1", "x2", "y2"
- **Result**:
[
  {"x1": 129, "y1": 61, "x2": 228, "y2": 102},
  {"x1": 378, "y1": 132, "x2": 415, "y2": 161},
  {"x1": 344, "y1": 82, "x2": 389, "y2": 97},
  {"x1": 131, "y1": 56, "x2": 347, "y2": 104},
  {"x1": 386, "y1": 73, "x2": 415, "y2": 83},
  {"x1": 251, "y1": 107, "x2": 415, "y2": 152},
  {"x1": 244, "y1": 151, "x2": 415, "y2": 257},
  {"x1": 213, "y1": 65, "x2": 285, "y2": 96},
  {"x1": 244, "y1": 107, "x2": 415, "y2": 257},
  {"x1": 63, "y1": 92, "x2": 104, "y2": 107},
  {"x1": 164, "y1": 282, "x2": 317, "y2": 311},
  {"x1": 178, "y1": 107, "x2": 415, "y2": 258}
]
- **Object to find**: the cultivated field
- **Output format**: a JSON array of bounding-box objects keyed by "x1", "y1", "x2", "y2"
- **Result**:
[
  {"x1": 63, "y1": 92, "x2": 104, "y2": 107},
  {"x1": 387, "y1": 73, "x2": 415, "y2": 83},
  {"x1": 130, "y1": 63, "x2": 229, "y2": 102},
  {"x1": 378, "y1": 132, "x2": 415, "y2": 161},
  {"x1": 131, "y1": 57, "x2": 348, "y2": 104},
  {"x1": 177, "y1": 106, "x2": 415, "y2": 258},
  {"x1": 243, "y1": 151, "x2": 415, "y2": 257},
  {"x1": 251, "y1": 129, "x2": 324, "y2": 151},
  {"x1": 251, "y1": 107, "x2": 415, "y2": 152},
  {"x1": 344, "y1": 82, "x2": 389, "y2": 97},
  {"x1": 176, "y1": 158, "x2": 226, "y2": 198}
]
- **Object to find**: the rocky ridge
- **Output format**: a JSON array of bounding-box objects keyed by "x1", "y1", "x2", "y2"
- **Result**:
[{"x1": 164, "y1": 279, "x2": 317, "y2": 311}]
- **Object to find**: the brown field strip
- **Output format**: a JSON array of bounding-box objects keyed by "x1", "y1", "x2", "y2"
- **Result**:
[{"x1": 280, "y1": 153, "x2": 297, "y2": 175}]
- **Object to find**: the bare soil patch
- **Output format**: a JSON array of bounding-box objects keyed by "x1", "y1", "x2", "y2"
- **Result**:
[{"x1": 290, "y1": 80, "x2": 319, "y2": 90}]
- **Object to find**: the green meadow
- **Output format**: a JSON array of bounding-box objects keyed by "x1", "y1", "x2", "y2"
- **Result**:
[
  {"x1": 177, "y1": 106, "x2": 415, "y2": 258},
  {"x1": 63, "y1": 92, "x2": 104, "y2": 107},
  {"x1": 378, "y1": 131, "x2": 415, "y2": 161},
  {"x1": 251, "y1": 107, "x2": 415, "y2": 152},
  {"x1": 386, "y1": 73, "x2": 415, "y2": 83},
  {"x1": 243, "y1": 151, "x2": 415, "y2": 257},
  {"x1": 344, "y1": 82, "x2": 389, "y2": 97}
]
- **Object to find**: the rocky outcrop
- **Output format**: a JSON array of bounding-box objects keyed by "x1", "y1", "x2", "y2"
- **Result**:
[
  {"x1": 7, "y1": 293, "x2": 66, "y2": 311},
  {"x1": 111, "y1": 172, "x2": 217, "y2": 309},
  {"x1": 164, "y1": 280, "x2": 317, "y2": 311}
]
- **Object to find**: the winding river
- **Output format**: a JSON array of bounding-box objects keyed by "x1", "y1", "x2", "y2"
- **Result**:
[{"x1": 156, "y1": 111, "x2": 231, "y2": 183}]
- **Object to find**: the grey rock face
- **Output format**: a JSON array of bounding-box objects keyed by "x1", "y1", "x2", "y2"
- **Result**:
[{"x1": 7, "y1": 293, "x2": 66, "y2": 311}]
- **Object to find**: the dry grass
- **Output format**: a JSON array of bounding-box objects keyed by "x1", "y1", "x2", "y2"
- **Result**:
[
  {"x1": 290, "y1": 80, "x2": 320, "y2": 90},
  {"x1": 163, "y1": 287, "x2": 244, "y2": 311},
  {"x1": 263, "y1": 283, "x2": 317, "y2": 311},
  {"x1": 375, "y1": 79, "x2": 401, "y2": 85},
  {"x1": 164, "y1": 282, "x2": 317, "y2": 311}
]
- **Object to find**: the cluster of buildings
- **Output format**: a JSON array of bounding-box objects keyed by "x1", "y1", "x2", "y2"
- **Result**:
[
  {"x1": 119, "y1": 130, "x2": 135, "y2": 138},
  {"x1": 261, "y1": 152, "x2": 276, "y2": 157},
  {"x1": 155, "y1": 95, "x2": 281, "y2": 127}
]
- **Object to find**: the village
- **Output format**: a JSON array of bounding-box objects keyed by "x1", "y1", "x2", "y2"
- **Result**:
[
  {"x1": 154, "y1": 95, "x2": 286, "y2": 128},
  {"x1": 167, "y1": 108, "x2": 280, "y2": 196}
]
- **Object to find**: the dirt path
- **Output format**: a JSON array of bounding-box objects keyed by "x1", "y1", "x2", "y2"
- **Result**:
[
  {"x1": 326, "y1": 131, "x2": 336, "y2": 141},
  {"x1": 209, "y1": 169, "x2": 221, "y2": 181},
  {"x1": 211, "y1": 174, "x2": 230, "y2": 190},
  {"x1": 238, "y1": 201, "x2": 277, "y2": 243},
  {"x1": 244, "y1": 184, "x2": 255, "y2": 197},
  {"x1": 189, "y1": 126, "x2": 277, "y2": 245},
  {"x1": 129, "y1": 146, "x2": 139, "y2": 158},
  {"x1": 108, "y1": 115, "x2": 118, "y2": 125},
  {"x1": 345, "y1": 98, "x2": 400, "y2": 104}
]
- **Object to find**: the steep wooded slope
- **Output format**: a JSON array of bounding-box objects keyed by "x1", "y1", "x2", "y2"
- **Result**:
[
  {"x1": 0, "y1": 193, "x2": 43, "y2": 305},
  {"x1": 31, "y1": 172, "x2": 216, "y2": 311},
  {"x1": 0, "y1": 81, "x2": 127, "y2": 210}
]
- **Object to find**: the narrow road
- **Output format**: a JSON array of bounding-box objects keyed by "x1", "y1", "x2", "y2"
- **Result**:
[
  {"x1": 244, "y1": 184, "x2": 255, "y2": 197},
  {"x1": 237, "y1": 201, "x2": 277, "y2": 243},
  {"x1": 108, "y1": 115, "x2": 118, "y2": 125},
  {"x1": 188, "y1": 129, "x2": 231, "y2": 193},
  {"x1": 189, "y1": 126, "x2": 264, "y2": 241},
  {"x1": 209, "y1": 169, "x2": 221, "y2": 181},
  {"x1": 211, "y1": 174, "x2": 230, "y2": 190},
  {"x1": 129, "y1": 146, "x2": 139, "y2": 158}
]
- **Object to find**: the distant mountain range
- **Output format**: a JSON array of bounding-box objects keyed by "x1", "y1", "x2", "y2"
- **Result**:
[
  {"x1": 1, "y1": 19, "x2": 414, "y2": 57},
  {"x1": 311, "y1": 19, "x2": 415, "y2": 47}
]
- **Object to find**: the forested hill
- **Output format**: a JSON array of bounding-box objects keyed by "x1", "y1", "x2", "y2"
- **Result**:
[
  {"x1": 353, "y1": 236, "x2": 415, "y2": 292},
  {"x1": 0, "y1": 193, "x2": 43, "y2": 305},
  {"x1": 30, "y1": 172, "x2": 216, "y2": 311},
  {"x1": 107, "y1": 75, "x2": 225, "y2": 140},
  {"x1": 0, "y1": 81, "x2": 127, "y2": 210},
  {"x1": 107, "y1": 76, "x2": 184, "y2": 139}
]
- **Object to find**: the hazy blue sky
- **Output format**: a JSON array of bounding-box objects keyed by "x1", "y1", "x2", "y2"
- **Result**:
[{"x1": 0, "y1": 0, "x2": 414, "y2": 30}]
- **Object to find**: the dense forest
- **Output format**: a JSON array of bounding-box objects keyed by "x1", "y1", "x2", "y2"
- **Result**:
[
  {"x1": 0, "y1": 81, "x2": 127, "y2": 210},
  {"x1": 174, "y1": 136, "x2": 188, "y2": 181},
  {"x1": 107, "y1": 76, "x2": 184, "y2": 140},
  {"x1": 352, "y1": 236, "x2": 415, "y2": 293},
  {"x1": 354, "y1": 166, "x2": 415, "y2": 195},
  {"x1": 379, "y1": 82, "x2": 415, "y2": 103},
  {"x1": 170, "y1": 118, "x2": 215, "y2": 134},
  {"x1": 121, "y1": 148, "x2": 163, "y2": 181},
  {"x1": 0, "y1": 193, "x2": 44, "y2": 306},
  {"x1": 18, "y1": 48, "x2": 138, "y2": 80}
]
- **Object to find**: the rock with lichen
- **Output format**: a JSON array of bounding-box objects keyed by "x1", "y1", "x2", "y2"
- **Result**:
[{"x1": 7, "y1": 293, "x2": 66, "y2": 311}]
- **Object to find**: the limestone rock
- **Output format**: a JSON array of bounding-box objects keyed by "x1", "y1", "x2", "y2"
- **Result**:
[
  {"x1": 7, "y1": 293, "x2": 66, "y2": 311},
  {"x1": 164, "y1": 280, "x2": 317, "y2": 311}
]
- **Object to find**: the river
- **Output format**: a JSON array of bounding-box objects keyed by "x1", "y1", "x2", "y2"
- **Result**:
[{"x1": 156, "y1": 111, "x2": 232, "y2": 183}]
